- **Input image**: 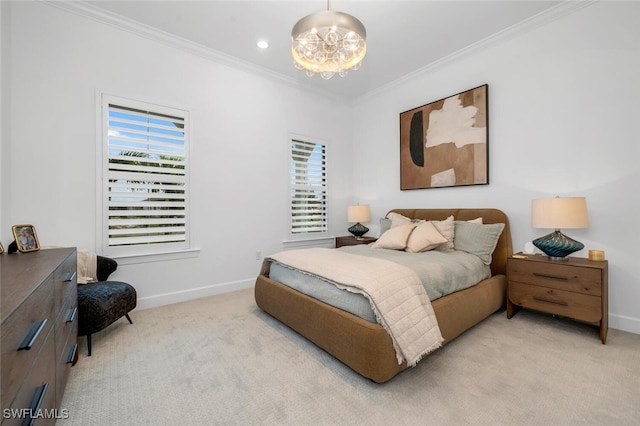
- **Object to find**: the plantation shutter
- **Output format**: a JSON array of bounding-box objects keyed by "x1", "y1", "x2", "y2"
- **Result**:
[
  {"x1": 290, "y1": 138, "x2": 327, "y2": 235},
  {"x1": 106, "y1": 102, "x2": 188, "y2": 250}
]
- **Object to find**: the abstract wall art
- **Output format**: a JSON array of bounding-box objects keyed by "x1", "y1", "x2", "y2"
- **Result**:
[{"x1": 400, "y1": 84, "x2": 488, "y2": 190}]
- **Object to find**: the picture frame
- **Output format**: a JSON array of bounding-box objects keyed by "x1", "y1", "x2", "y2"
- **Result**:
[
  {"x1": 11, "y1": 224, "x2": 40, "y2": 253},
  {"x1": 399, "y1": 84, "x2": 489, "y2": 190}
]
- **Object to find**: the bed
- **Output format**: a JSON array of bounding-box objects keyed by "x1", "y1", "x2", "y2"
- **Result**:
[{"x1": 254, "y1": 208, "x2": 512, "y2": 383}]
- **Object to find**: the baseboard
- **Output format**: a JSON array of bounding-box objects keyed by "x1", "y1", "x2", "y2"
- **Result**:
[
  {"x1": 135, "y1": 278, "x2": 254, "y2": 311},
  {"x1": 133, "y1": 279, "x2": 639, "y2": 336},
  {"x1": 609, "y1": 313, "x2": 640, "y2": 336}
]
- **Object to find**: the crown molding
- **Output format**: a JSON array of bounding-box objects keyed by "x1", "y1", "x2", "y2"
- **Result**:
[
  {"x1": 352, "y1": 0, "x2": 597, "y2": 105},
  {"x1": 44, "y1": 0, "x2": 595, "y2": 106},
  {"x1": 44, "y1": 0, "x2": 346, "y2": 102}
]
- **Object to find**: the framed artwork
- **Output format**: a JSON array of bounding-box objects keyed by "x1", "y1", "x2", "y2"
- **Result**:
[
  {"x1": 11, "y1": 224, "x2": 40, "y2": 253},
  {"x1": 400, "y1": 84, "x2": 488, "y2": 190}
]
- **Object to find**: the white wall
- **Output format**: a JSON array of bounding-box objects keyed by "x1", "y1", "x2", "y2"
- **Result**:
[
  {"x1": 351, "y1": 1, "x2": 640, "y2": 334},
  {"x1": 1, "y1": 1, "x2": 353, "y2": 307},
  {"x1": 2, "y1": 1, "x2": 638, "y2": 335}
]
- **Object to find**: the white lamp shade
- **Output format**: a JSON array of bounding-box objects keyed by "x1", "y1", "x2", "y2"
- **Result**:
[
  {"x1": 531, "y1": 197, "x2": 589, "y2": 229},
  {"x1": 348, "y1": 205, "x2": 371, "y2": 223}
]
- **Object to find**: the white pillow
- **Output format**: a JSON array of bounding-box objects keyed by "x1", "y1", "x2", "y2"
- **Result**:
[
  {"x1": 433, "y1": 215, "x2": 455, "y2": 251},
  {"x1": 372, "y1": 224, "x2": 417, "y2": 250},
  {"x1": 386, "y1": 212, "x2": 415, "y2": 228},
  {"x1": 405, "y1": 221, "x2": 448, "y2": 253}
]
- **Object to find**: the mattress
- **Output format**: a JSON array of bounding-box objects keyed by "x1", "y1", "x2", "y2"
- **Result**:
[{"x1": 268, "y1": 244, "x2": 490, "y2": 323}]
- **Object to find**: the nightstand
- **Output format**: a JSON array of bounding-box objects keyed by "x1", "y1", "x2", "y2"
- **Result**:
[
  {"x1": 507, "y1": 254, "x2": 608, "y2": 343},
  {"x1": 335, "y1": 236, "x2": 377, "y2": 248}
]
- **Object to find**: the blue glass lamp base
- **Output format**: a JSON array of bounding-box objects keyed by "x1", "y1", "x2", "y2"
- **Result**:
[
  {"x1": 348, "y1": 223, "x2": 369, "y2": 239},
  {"x1": 533, "y1": 230, "x2": 584, "y2": 261}
]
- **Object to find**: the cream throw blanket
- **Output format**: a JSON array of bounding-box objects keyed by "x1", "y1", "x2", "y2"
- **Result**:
[
  {"x1": 77, "y1": 250, "x2": 97, "y2": 284},
  {"x1": 266, "y1": 248, "x2": 444, "y2": 366}
]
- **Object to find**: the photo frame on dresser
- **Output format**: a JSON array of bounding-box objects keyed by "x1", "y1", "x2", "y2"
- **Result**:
[
  {"x1": 400, "y1": 84, "x2": 489, "y2": 190},
  {"x1": 11, "y1": 224, "x2": 40, "y2": 253}
]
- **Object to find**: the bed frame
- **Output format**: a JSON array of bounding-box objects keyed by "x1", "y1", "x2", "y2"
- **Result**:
[{"x1": 254, "y1": 208, "x2": 512, "y2": 383}]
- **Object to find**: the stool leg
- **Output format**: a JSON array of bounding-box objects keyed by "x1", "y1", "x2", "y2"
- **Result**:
[
  {"x1": 125, "y1": 313, "x2": 133, "y2": 324},
  {"x1": 87, "y1": 334, "x2": 92, "y2": 356}
]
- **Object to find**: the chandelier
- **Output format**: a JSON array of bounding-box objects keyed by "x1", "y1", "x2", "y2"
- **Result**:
[{"x1": 290, "y1": 1, "x2": 367, "y2": 80}]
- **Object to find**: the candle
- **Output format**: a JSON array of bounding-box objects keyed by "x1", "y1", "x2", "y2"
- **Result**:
[{"x1": 589, "y1": 250, "x2": 605, "y2": 261}]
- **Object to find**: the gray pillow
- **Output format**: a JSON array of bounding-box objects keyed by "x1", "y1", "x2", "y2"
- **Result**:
[
  {"x1": 379, "y1": 218, "x2": 391, "y2": 235},
  {"x1": 454, "y1": 221, "x2": 505, "y2": 265}
]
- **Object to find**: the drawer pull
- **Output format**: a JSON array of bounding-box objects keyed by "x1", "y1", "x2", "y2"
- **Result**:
[
  {"x1": 533, "y1": 296, "x2": 569, "y2": 307},
  {"x1": 18, "y1": 319, "x2": 47, "y2": 351},
  {"x1": 24, "y1": 383, "x2": 48, "y2": 426},
  {"x1": 67, "y1": 343, "x2": 78, "y2": 364},
  {"x1": 64, "y1": 271, "x2": 77, "y2": 282},
  {"x1": 66, "y1": 307, "x2": 78, "y2": 323},
  {"x1": 533, "y1": 272, "x2": 569, "y2": 281}
]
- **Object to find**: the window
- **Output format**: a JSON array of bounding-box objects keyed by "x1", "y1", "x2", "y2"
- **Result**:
[
  {"x1": 100, "y1": 94, "x2": 189, "y2": 257},
  {"x1": 289, "y1": 136, "x2": 328, "y2": 238}
]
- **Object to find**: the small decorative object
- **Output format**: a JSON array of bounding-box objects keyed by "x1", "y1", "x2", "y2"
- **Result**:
[
  {"x1": 531, "y1": 197, "x2": 589, "y2": 261},
  {"x1": 400, "y1": 84, "x2": 489, "y2": 190},
  {"x1": 291, "y1": 0, "x2": 367, "y2": 80},
  {"x1": 11, "y1": 224, "x2": 41, "y2": 253},
  {"x1": 589, "y1": 250, "x2": 605, "y2": 261},
  {"x1": 347, "y1": 204, "x2": 371, "y2": 239},
  {"x1": 0, "y1": 241, "x2": 4, "y2": 254}
]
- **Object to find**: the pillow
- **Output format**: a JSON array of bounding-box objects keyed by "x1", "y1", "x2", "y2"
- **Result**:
[
  {"x1": 432, "y1": 215, "x2": 455, "y2": 251},
  {"x1": 386, "y1": 212, "x2": 415, "y2": 228},
  {"x1": 454, "y1": 221, "x2": 505, "y2": 265},
  {"x1": 405, "y1": 221, "x2": 448, "y2": 253},
  {"x1": 379, "y1": 218, "x2": 391, "y2": 235},
  {"x1": 372, "y1": 224, "x2": 417, "y2": 250}
]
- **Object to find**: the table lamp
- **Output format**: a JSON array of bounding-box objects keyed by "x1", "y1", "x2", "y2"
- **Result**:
[
  {"x1": 347, "y1": 204, "x2": 371, "y2": 239},
  {"x1": 531, "y1": 196, "x2": 589, "y2": 260}
]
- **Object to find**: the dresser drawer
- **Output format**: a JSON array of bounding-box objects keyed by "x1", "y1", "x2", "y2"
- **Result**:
[
  {"x1": 2, "y1": 331, "x2": 57, "y2": 426},
  {"x1": 1, "y1": 280, "x2": 55, "y2": 410},
  {"x1": 509, "y1": 281, "x2": 602, "y2": 323},
  {"x1": 508, "y1": 258, "x2": 601, "y2": 296},
  {"x1": 55, "y1": 324, "x2": 78, "y2": 408},
  {"x1": 53, "y1": 252, "x2": 77, "y2": 315}
]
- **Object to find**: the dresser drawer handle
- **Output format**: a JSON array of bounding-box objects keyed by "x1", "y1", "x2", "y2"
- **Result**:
[
  {"x1": 66, "y1": 307, "x2": 78, "y2": 323},
  {"x1": 533, "y1": 272, "x2": 568, "y2": 281},
  {"x1": 23, "y1": 382, "x2": 49, "y2": 426},
  {"x1": 67, "y1": 343, "x2": 78, "y2": 364},
  {"x1": 64, "y1": 271, "x2": 77, "y2": 282},
  {"x1": 18, "y1": 319, "x2": 47, "y2": 351},
  {"x1": 533, "y1": 296, "x2": 569, "y2": 306}
]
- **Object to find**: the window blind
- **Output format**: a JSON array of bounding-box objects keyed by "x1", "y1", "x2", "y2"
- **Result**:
[
  {"x1": 106, "y1": 103, "x2": 188, "y2": 249},
  {"x1": 290, "y1": 139, "x2": 327, "y2": 235}
]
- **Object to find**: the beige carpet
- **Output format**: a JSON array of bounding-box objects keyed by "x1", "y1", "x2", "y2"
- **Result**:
[{"x1": 59, "y1": 288, "x2": 640, "y2": 425}]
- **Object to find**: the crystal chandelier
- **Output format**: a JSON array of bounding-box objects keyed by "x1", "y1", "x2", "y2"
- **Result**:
[{"x1": 290, "y1": 1, "x2": 367, "y2": 80}]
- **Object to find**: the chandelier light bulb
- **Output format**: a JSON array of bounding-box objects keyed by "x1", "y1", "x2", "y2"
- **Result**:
[{"x1": 291, "y1": 9, "x2": 367, "y2": 79}]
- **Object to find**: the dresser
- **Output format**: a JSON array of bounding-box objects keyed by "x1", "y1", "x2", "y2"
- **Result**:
[
  {"x1": 1, "y1": 248, "x2": 78, "y2": 424},
  {"x1": 506, "y1": 254, "x2": 608, "y2": 343}
]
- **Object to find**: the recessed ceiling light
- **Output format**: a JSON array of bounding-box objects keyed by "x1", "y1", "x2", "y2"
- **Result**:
[{"x1": 257, "y1": 40, "x2": 269, "y2": 49}]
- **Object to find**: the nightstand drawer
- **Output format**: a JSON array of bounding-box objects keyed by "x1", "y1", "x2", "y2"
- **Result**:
[
  {"x1": 335, "y1": 236, "x2": 377, "y2": 248},
  {"x1": 509, "y1": 258, "x2": 601, "y2": 296},
  {"x1": 509, "y1": 281, "x2": 601, "y2": 323}
]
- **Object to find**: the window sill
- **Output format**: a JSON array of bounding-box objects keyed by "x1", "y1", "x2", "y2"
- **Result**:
[
  {"x1": 111, "y1": 248, "x2": 201, "y2": 265},
  {"x1": 282, "y1": 236, "x2": 335, "y2": 249}
]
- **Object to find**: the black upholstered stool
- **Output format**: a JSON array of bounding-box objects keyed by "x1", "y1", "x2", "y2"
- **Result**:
[{"x1": 77, "y1": 256, "x2": 137, "y2": 356}]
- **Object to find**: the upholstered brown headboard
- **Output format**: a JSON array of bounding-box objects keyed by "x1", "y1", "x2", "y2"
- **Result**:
[{"x1": 387, "y1": 208, "x2": 513, "y2": 276}]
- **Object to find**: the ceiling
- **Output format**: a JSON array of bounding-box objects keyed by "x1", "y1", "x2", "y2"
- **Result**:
[{"x1": 85, "y1": 0, "x2": 564, "y2": 100}]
